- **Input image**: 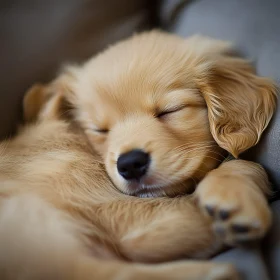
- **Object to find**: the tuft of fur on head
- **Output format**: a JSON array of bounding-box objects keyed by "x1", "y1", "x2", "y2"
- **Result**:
[{"x1": 25, "y1": 31, "x2": 277, "y2": 197}]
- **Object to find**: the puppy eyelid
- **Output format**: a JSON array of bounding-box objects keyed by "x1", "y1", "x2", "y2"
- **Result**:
[
  {"x1": 94, "y1": 128, "x2": 109, "y2": 134},
  {"x1": 156, "y1": 105, "x2": 186, "y2": 118}
]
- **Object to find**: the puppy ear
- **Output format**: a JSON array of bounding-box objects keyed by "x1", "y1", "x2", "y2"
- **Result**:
[
  {"x1": 23, "y1": 84, "x2": 50, "y2": 122},
  {"x1": 198, "y1": 52, "x2": 277, "y2": 158},
  {"x1": 23, "y1": 70, "x2": 75, "y2": 122}
]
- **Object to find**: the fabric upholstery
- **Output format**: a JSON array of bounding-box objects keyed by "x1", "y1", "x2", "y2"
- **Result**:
[
  {"x1": 213, "y1": 247, "x2": 269, "y2": 280},
  {"x1": 263, "y1": 201, "x2": 280, "y2": 280}
]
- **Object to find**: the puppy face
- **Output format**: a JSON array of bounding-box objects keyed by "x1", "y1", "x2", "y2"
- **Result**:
[
  {"x1": 67, "y1": 33, "x2": 224, "y2": 197},
  {"x1": 40, "y1": 31, "x2": 277, "y2": 197},
  {"x1": 79, "y1": 84, "x2": 218, "y2": 197}
]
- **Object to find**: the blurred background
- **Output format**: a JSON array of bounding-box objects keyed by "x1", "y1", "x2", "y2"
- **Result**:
[
  {"x1": 0, "y1": 0, "x2": 158, "y2": 139},
  {"x1": 1, "y1": 0, "x2": 279, "y2": 139}
]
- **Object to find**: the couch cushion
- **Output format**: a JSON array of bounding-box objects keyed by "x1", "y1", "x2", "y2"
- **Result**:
[
  {"x1": 160, "y1": 0, "x2": 280, "y2": 190},
  {"x1": 213, "y1": 247, "x2": 269, "y2": 280},
  {"x1": 263, "y1": 201, "x2": 280, "y2": 280},
  {"x1": 0, "y1": 0, "x2": 155, "y2": 139}
]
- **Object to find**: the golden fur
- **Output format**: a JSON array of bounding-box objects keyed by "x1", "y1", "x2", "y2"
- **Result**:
[
  {"x1": 0, "y1": 98, "x2": 237, "y2": 280},
  {"x1": 0, "y1": 31, "x2": 277, "y2": 279},
  {"x1": 35, "y1": 31, "x2": 276, "y2": 197}
]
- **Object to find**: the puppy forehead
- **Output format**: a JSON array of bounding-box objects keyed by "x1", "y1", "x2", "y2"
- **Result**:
[
  {"x1": 78, "y1": 75, "x2": 198, "y2": 117},
  {"x1": 74, "y1": 32, "x2": 205, "y2": 122},
  {"x1": 77, "y1": 63, "x2": 195, "y2": 109}
]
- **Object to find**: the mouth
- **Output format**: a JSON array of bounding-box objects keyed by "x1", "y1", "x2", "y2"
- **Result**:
[
  {"x1": 123, "y1": 176, "x2": 195, "y2": 198},
  {"x1": 126, "y1": 181, "x2": 167, "y2": 198}
]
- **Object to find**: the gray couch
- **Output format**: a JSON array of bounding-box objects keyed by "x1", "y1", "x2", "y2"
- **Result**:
[{"x1": 1, "y1": 0, "x2": 279, "y2": 279}]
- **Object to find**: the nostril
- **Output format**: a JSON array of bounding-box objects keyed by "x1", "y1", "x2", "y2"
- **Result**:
[
  {"x1": 117, "y1": 149, "x2": 150, "y2": 180},
  {"x1": 134, "y1": 162, "x2": 142, "y2": 169},
  {"x1": 118, "y1": 167, "x2": 127, "y2": 173},
  {"x1": 120, "y1": 167, "x2": 126, "y2": 172}
]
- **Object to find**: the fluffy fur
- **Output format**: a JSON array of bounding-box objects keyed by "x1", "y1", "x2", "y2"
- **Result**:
[
  {"x1": 0, "y1": 99, "x2": 238, "y2": 280},
  {"x1": 37, "y1": 31, "x2": 276, "y2": 197},
  {"x1": 0, "y1": 31, "x2": 277, "y2": 279}
]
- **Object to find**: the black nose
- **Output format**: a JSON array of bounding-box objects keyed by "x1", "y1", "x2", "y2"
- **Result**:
[{"x1": 117, "y1": 150, "x2": 150, "y2": 180}]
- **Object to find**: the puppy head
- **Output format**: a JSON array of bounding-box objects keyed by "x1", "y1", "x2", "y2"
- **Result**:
[{"x1": 36, "y1": 31, "x2": 277, "y2": 197}]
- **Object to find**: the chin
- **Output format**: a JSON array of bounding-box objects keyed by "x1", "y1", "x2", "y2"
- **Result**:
[{"x1": 120, "y1": 177, "x2": 196, "y2": 198}]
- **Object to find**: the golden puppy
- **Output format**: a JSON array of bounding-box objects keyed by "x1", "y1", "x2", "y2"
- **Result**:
[
  {"x1": 47, "y1": 32, "x2": 276, "y2": 196},
  {"x1": 0, "y1": 31, "x2": 276, "y2": 279},
  {"x1": 32, "y1": 31, "x2": 276, "y2": 243},
  {"x1": 0, "y1": 77, "x2": 239, "y2": 280}
]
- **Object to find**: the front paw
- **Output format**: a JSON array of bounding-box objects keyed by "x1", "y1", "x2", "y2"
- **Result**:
[{"x1": 195, "y1": 174, "x2": 272, "y2": 246}]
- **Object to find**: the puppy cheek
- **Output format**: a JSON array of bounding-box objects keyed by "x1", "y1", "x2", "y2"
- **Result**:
[{"x1": 104, "y1": 151, "x2": 122, "y2": 187}]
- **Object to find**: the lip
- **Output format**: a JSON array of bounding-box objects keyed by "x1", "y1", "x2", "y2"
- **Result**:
[
  {"x1": 124, "y1": 179, "x2": 167, "y2": 197},
  {"x1": 133, "y1": 188, "x2": 166, "y2": 198},
  {"x1": 131, "y1": 185, "x2": 166, "y2": 197},
  {"x1": 123, "y1": 175, "x2": 196, "y2": 198}
]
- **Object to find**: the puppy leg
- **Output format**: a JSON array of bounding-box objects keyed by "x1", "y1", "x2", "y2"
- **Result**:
[
  {"x1": 77, "y1": 259, "x2": 239, "y2": 280},
  {"x1": 92, "y1": 197, "x2": 220, "y2": 262},
  {"x1": 195, "y1": 160, "x2": 272, "y2": 246},
  {"x1": 0, "y1": 194, "x2": 92, "y2": 280}
]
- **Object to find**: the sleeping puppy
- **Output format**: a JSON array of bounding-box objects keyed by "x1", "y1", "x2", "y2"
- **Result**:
[
  {"x1": 7, "y1": 30, "x2": 274, "y2": 279},
  {"x1": 0, "y1": 69, "x2": 240, "y2": 280},
  {"x1": 30, "y1": 31, "x2": 276, "y2": 245}
]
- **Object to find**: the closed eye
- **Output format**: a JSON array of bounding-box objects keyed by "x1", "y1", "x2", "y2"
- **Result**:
[
  {"x1": 94, "y1": 128, "x2": 109, "y2": 134},
  {"x1": 156, "y1": 105, "x2": 186, "y2": 118}
]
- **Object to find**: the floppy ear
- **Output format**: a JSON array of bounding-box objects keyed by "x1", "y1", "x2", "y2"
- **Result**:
[
  {"x1": 198, "y1": 50, "x2": 277, "y2": 158},
  {"x1": 23, "y1": 84, "x2": 49, "y2": 122},
  {"x1": 24, "y1": 83, "x2": 68, "y2": 122},
  {"x1": 23, "y1": 71, "x2": 75, "y2": 122}
]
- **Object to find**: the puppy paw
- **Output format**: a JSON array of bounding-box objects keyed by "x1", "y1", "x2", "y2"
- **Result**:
[{"x1": 195, "y1": 175, "x2": 272, "y2": 246}]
